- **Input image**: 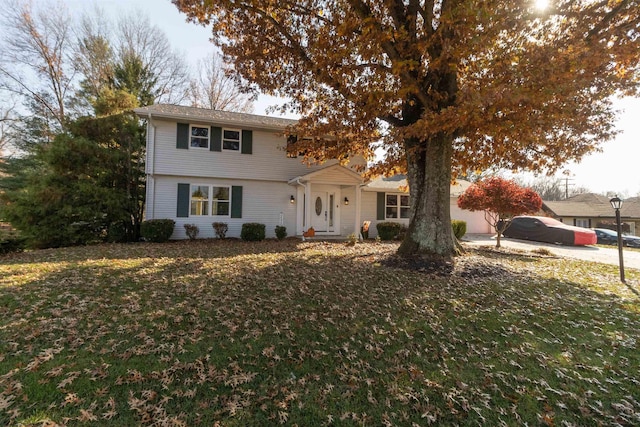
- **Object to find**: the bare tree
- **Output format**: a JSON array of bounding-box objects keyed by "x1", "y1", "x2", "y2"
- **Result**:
[
  {"x1": 459, "y1": 168, "x2": 501, "y2": 184},
  {"x1": 72, "y1": 8, "x2": 191, "y2": 107},
  {"x1": 0, "y1": 0, "x2": 75, "y2": 130},
  {"x1": 189, "y1": 52, "x2": 254, "y2": 112},
  {"x1": 518, "y1": 176, "x2": 593, "y2": 201},
  {"x1": 0, "y1": 104, "x2": 18, "y2": 155},
  {"x1": 1, "y1": 0, "x2": 243, "y2": 150},
  {"x1": 72, "y1": 6, "x2": 114, "y2": 111},
  {"x1": 114, "y1": 12, "x2": 190, "y2": 105}
]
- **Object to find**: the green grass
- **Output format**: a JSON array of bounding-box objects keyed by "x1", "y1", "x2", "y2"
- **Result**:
[{"x1": 1, "y1": 240, "x2": 639, "y2": 426}]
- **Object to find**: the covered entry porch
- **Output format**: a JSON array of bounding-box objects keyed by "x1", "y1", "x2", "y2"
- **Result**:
[{"x1": 288, "y1": 164, "x2": 365, "y2": 237}]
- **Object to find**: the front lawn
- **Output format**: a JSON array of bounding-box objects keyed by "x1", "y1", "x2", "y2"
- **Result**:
[{"x1": 1, "y1": 240, "x2": 639, "y2": 426}]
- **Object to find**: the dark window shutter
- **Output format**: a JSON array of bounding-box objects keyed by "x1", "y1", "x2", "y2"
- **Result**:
[
  {"x1": 177, "y1": 183, "x2": 190, "y2": 217},
  {"x1": 241, "y1": 130, "x2": 253, "y2": 154},
  {"x1": 231, "y1": 186, "x2": 243, "y2": 218},
  {"x1": 177, "y1": 123, "x2": 189, "y2": 149},
  {"x1": 377, "y1": 192, "x2": 385, "y2": 220},
  {"x1": 211, "y1": 126, "x2": 222, "y2": 151}
]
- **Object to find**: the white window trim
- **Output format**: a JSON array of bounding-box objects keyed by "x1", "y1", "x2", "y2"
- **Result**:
[
  {"x1": 190, "y1": 124, "x2": 210, "y2": 149},
  {"x1": 190, "y1": 184, "x2": 210, "y2": 216},
  {"x1": 222, "y1": 128, "x2": 242, "y2": 151},
  {"x1": 189, "y1": 184, "x2": 231, "y2": 217},
  {"x1": 385, "y1": 192, "x2": 410, "y2": 220},
  {"x1": 210, "y1": 185, "x2": 231, "y2": 217},
  {"x1": 575, "y1": 218, "x2": 590, "y2": 228}
]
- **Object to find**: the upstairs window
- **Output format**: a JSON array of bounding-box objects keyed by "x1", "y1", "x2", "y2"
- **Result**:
[
  {"x1": 286, "y1": 135, "x2": 298, "y2": 158},
  {"x1": 223, "y1": 129, "x2": 241, "y2": 151},
  {"x1": 286, "y1": 135, "x2": 312, "y2": 158},
  {"x1": 386, "y1": 194, "x2": 410, "y2": 219},
  {"x1": 190, "y1": 126, "x2": 209, "y2": 148}
]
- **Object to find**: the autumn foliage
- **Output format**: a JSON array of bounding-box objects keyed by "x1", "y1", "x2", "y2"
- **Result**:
[
  {"x1": 457, "y1": 177, "x2": 542, "y2": 248},
  {"x1": 1, "y1": 240, "x2": 639, "y2": 425},
  {"x1": 172, "y1": 0, "x2": 639, "y2": 260}
]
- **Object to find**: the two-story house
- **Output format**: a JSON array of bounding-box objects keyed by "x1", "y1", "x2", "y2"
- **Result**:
[{"x1": 134, "y1": 104, "x2": 490, "y2": 239}]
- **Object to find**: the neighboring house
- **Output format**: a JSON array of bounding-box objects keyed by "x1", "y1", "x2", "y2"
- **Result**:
[
  {"x1": 134, "y1": 104, "x2": 490, "y2": 239},
  {"x1": 362, "y1": 175, "x2": 492, "y2": 234},
  {"x1": 542, "y1": 193, "x2": 640, "y2": 235}
]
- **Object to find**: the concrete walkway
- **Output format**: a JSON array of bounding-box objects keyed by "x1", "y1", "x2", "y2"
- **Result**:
[{"x1": 463, "y1": 234, "x2": 640, "y2": 270}]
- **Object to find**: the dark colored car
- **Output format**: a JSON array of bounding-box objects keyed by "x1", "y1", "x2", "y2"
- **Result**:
[
  {"x1": 502, "y1": 216, "x2": 597, "y2": 246},
  {"x1": 594, "y1": 228, "x2": 618, "y2": 245},
  {"x1": 624, "y1": 235, "x2": 640, "y2": 248},
  {"x1": 594, "y1": 228, "x2": 640, "y2": 248}
]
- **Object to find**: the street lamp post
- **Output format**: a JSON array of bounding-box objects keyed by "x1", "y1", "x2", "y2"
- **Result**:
[{"x1": 609, "y1": 196, "x2": 625, "y2": 283}]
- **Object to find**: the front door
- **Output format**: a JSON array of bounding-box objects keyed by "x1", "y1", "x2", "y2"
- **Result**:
[{"x1": 311, "y1": 192, "x2": 328, "y2": 232}]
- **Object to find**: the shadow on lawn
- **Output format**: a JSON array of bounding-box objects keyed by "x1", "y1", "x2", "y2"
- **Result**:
[
  {"x1": 0, "y1": 238, "x2": 304, "y2": 265},
  {"x1": 624, "y1": 281, "x2": 640, "y2": 297},
  {"x1": 2, "y1": 241, "x2": 640, "y2": 425}
]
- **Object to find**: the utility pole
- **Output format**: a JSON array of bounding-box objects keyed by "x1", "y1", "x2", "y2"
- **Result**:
[{"x1": 563, "y1": 177, "x2": 574, "y2": 199}]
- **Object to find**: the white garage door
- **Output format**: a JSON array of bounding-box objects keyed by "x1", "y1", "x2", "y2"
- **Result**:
[{"x1": 450, "y1": 200, "x2": 492, "y2": 234}]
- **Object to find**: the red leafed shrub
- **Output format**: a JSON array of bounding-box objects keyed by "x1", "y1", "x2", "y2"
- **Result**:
[{"x1": 457, "y1": 177, "x2": 542, "y2": 247}]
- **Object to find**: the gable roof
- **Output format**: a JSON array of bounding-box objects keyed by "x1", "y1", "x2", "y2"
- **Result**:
[
  {"x1": 619, "y1": 197, "x2": 640, "y2": 217},
  {"x1": 363, "y1": 175, "x2": 473, "y2": 197},
  {"x1": 134, "y1": 104, "x2": 298, "y2": 131},
  {"x1": 543, "y1": 193, "x2": 640, "y2": 219},
  {"x1": 288, "y1": 164, "x2": 364, "y2": 185},
  {"x1": 543, "y1": 200, "x2": 613, "y2": 217},
  {"x1": 564, "y1": 193, "x2": 611, "y2": 204}
]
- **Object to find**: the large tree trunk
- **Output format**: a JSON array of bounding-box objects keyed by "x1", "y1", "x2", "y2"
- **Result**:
[{"x1": 398, "y1": 133, "x2": 457, "y2": 260}]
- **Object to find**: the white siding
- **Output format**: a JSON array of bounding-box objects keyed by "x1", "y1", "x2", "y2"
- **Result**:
[
  {"x1": 450, "y1": 201, "x2": 492, "y2": 234},
  {"x1": 339, "y1": 187, "x2": 357, "y2": 236},
  {"x1": 360, "y1": 191, "x2": 491, "y2": 237},
  {"x1": 152, "y1": 176, "x2": 298, "y2": 239},
  {"x1": 361, "y1": 191, "x2": 384, "y2": 237},
  {"x1": 150, "y1": 119, "x2": 364, "y2": 181},
  {"x1": 145, "y1": 118, "x2": 492, "y2": 239}
]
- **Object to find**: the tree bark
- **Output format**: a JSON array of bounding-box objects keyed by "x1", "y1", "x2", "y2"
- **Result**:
[{"x1": 398, "y1": 133, "x2": 457, "y2": 261}]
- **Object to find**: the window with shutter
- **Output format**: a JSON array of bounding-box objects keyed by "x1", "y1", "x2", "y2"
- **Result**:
[{"x1": 177, "y1": 123, "x2": 189, "y2": 149}]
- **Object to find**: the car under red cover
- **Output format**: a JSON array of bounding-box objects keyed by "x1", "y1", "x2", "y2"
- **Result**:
[{"x1": 503, "y1": 216, "x2": 597, "y2": 246}]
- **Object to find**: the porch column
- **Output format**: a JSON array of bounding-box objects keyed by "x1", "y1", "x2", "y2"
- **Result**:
[
  {"x1": 355, "y1": 184, "x2": 362, "y2": 240},
  {"x1": 304, "y1": 182, "x2": 312, "y2": 233}
]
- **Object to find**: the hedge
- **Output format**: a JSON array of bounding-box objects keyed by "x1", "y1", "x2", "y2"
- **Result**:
[
  {"x1": 241, "y1": 223, "x2": 266, "y2": 241},
  {"x1": 140, "y1": 219, "x2": 175, "y2": 243}
]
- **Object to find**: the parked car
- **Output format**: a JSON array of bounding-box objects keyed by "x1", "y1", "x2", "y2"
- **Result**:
[
  {"x1": 624, "y1": 235, "x2": 640, "y2": 248},
  {"x1": 594, "y1": 228, "x2": 618, "y2": 245},
  {"x1": 594, "y1": 228, "x2": 640, "y2": 248},
  {"x1": 502, "y1": 216, "x2": 597, "y2": 246}
]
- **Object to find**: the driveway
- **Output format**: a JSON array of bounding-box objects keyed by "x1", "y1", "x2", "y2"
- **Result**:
[{"x1": 463, "y1": 234, "x2": 640, "y2": 270}]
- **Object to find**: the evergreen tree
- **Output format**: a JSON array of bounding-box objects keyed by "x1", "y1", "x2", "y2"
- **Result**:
[
  {"x1": 0, "y1": 90, "x2": 145, "y2": 247},
  {"x1": 112, "y1": 52, "x2": 159, "y2": 107}
]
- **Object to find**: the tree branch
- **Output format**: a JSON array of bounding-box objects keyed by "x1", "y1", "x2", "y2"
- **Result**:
[
  {"x1": 347, "y1": 0, "x2": 432, "y2": 109},
  {"x1": 380, "y1": 114, "x2": 404, "y2": 127},
  {"x1": 0, "y1": 65, "x2": 63, "y2": 127},
  {"x1": 243, "y1": 3, "x2": 355, "y2": 103},
  {"x1": 585, "y1": 0, "x2": 632, "y2": 41},
  {"x1": 417, "y1": 0, "x2": 435, "y2": 36}
]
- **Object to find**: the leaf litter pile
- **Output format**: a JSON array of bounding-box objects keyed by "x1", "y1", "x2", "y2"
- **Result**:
[{"x1": 1, "y1": 240, "x2": 639, "y2": 426}]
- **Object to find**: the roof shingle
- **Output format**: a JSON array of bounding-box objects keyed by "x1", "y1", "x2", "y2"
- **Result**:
[
  {"x1": 543, "y1": 193, "x2": 640, "y2": 219},
  {"x1": 134, "y1": 104, "x2": 298, "y2": 131}
]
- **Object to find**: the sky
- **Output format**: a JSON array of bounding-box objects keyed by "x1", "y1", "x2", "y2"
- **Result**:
[{"x1": 56, "y1": 0, "x2": 640, "y2": 197}]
